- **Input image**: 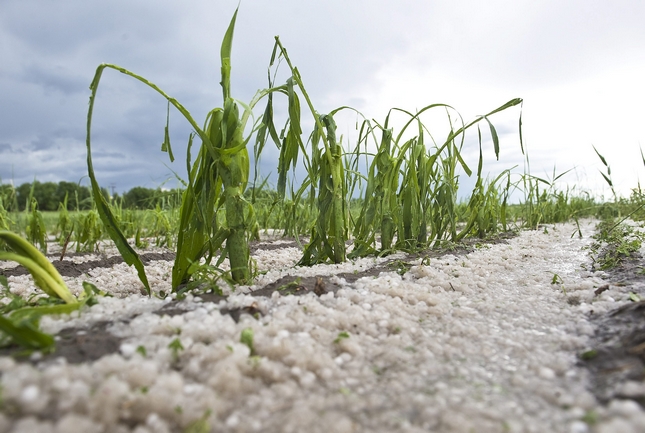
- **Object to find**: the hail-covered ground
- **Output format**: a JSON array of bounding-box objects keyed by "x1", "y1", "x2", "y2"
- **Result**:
[{"x1": 1, "y1": 219, "x2": 644, "y2": 433}]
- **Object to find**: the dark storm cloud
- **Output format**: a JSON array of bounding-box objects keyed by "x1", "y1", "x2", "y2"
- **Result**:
[
  {"x1": 22, "y1": 64, "x2": 87, "y2": 96},
  {"x1": 29, "y1": 135, "x2": 56, "y2": 151},
  {"x1": 0, "y1": 0, "x2": 182, "y2": 57},
  {"x1": 0, "y1": 0, "x2": 643, "y2": 196}
]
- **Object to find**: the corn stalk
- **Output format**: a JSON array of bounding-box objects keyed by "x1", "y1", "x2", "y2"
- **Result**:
[{"x1": 85, "y1": 8, "x2": 309, "y2": 289}]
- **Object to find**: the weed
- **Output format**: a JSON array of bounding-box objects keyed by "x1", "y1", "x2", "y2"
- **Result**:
[
  {"x1": 168, "y1": 337, "x2": 184, "y2": 363},
  {"x1": 240, "y1": 327, "x2": 255, "y2": 355},
  {"x1": 590, "y1": 219, "x2": 644, "y2": 270},
  {"x1": 334, "y1": 331, "x2": 350, "y2": 344}
]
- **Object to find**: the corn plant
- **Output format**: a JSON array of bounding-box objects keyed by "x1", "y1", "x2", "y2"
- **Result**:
[
  {"x1": 85, "y1": 7, "x2": 319, "y2": 290},
  {"x1": 266, "y1": 40, "x2": 354, "y2": 266},
  {"x1": 0, "y1": 231, "x2": 75, "y2": 303},
  {"x1": 148, "y1": 204, "x2": 174, "y2": 248},
  {"x1": 0, "y1": 232, "x2": 107, "y2": 351},
  {"x1": 0, "y1": 231, "x2": 74, "y2": 351},
  {"x1": 351, "y1": 99, "x2": 522, "y2": 256},
  {"x1": 521, "y1": 164, "x2": 580, "y2": 228},
  {"x1": 56, "y1": 193, "x2": 72, "y2": 242},
  {"x1": 74, "y1": 208, "x2": 103, "y2": 252},
  {"x1": 296, "y1": 112, "x2": 349, "y2": 265},
  {"x1": 0, "y1": 197, "x2": 11, "y2": 239},
  {"x1": 26, "y1": 198, "x2": 47, "y2": 254}
]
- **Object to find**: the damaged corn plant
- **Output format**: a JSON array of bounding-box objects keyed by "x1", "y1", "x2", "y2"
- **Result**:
[
  {"x1": 350, "y1": 99, "x2": 521, "y2": 257},
  {"x1": 86, "y1": 8, "x2": 263, "y2": 289},
  {"x1": 0, "y1": 231, "x2": 86, "y2": 352},
  {"x1": 85, "y1": 6, "x2": 523, "y2": 293},
  {"x1": 85, "y1": 7, "x2": 346, "y2": 290}
]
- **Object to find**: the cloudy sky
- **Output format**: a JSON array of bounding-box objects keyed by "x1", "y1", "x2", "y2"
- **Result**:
[{"x1": 1, "y1": 0, "x2": 644, "y2": 200}]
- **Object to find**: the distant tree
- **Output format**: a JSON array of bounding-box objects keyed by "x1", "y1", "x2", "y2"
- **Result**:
[
  {"x1": 14, "y1": 181, "x2": 93, "y2": 211},
  {"x1": 123, "y1": 187, "x2": 156, "y2": 209},
  {"x1": 12, "y1": 181, "x2": 183, "y2": 211},
  {"x1": 16, "y1": 182, "x2": 32, "y2": 211},
  {"x1": 55, "y1": 181, "x2": 79, "y2": 210},
  {"x1": 36, "y1": 182, "x2": 58, "y2": 211}
]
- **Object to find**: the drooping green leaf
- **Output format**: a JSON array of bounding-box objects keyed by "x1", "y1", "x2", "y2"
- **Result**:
[
  {"x1": 0, "y1": 314, "x2": 55, "y2": 351},
  {"x1": 484, "y1": 117, "x2": 500, "y2": 160},
  {"x1": 220, "y1": 7, "x2": 239, "y2": 100},
  {"x1": 161, "y1": 101, "x2": 175, "y2": 162},
  {"x1": 0, "y1": 231, "x2": 76, "y2": 304}
]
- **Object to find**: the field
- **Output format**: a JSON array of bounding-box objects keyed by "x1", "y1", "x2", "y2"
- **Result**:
[
  {"x1": 1, "y1": 219, "x2": 645, "y2": 432},
  {"x1": 1, "y1": 7, "x2": 645, "y2": 433}
]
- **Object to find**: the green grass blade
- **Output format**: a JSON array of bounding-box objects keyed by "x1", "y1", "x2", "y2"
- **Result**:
[
  {"x1": 518, "y1": 101, "x2": 525, "y2": 155},
  {"x1": 483, "y1": 117, "x2": 500, "y2": 160},
  {"x1": 593, "y1": 145, "x2": 609, "y2": 167}
]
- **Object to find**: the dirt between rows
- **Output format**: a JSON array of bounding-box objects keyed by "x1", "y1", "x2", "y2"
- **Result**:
[
  {"x1": 0, "y1": 234, "x2": 514, "y2": 363},
  {"x1": 1, "y1": 230, "x2": 644, "y2": 410},
  {"x1": 580, "y1": 255, "x2": 645, "y2": 407}
]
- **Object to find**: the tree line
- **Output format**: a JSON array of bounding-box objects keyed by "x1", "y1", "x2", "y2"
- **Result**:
[{"x1": 0, "y1": 181, "x2": 183, "y2": 211}]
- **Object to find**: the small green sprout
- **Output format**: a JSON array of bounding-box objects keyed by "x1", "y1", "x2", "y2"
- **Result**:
[
  {"x1": 184, "y1": 410, "x2": 212, "y2": 433},
  {"x1": 579, "y1": 349, "x2": 598, "y2": 360},
  {"x1": 277, "y1": 277, "x2": 303, "y2": 292},
  {"x1": 334, "y1": 331, "x2": 350, "y2": 344},
  {"x1": 168, "y1": 338, "x2": 184, "y2": 363},
  {"x1": 136, "y1": 345, "x2": 147, "y2": 357},
  {"x1": 389, "y1": 260, "x2": 411, "y2": 276},
  {"x1": 581, "y1": 410, "x2": 599, "y2": 425},
  {"x1": 240, "y1": 327, "x2": 255, "y2": 355}
]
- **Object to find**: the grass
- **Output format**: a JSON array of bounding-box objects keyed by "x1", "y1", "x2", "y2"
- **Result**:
[{"x1": 589, "y1": 218, "x2": 645, "y2": 270}]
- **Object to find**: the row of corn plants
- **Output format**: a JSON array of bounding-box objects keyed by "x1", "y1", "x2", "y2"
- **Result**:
[
  {"x1": 79, "y1": 7, "x2": 574, "y2": 293},
  {"x1": 1, "y1": 6, "x2": 624, "y2": 298}
]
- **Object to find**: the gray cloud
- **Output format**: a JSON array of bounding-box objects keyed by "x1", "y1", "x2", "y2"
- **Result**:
[
  {"x1": 30, "y1": 135, "x2": 56, "y2": 151},
  {"x1": 0, "y1": 0, "x2": 643, "y2": 198},
  {"x1": 21, "y1": 64, "x2": 87, "y2": 96}
]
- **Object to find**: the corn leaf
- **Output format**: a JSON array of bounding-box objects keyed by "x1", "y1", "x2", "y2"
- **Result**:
[
  {"x1": 161, "y1": 101, "x2": 175, "y2": 162},
  {"x1": 0, "y1": 314, "x2": 55, "y2": 351},
  {"x1": 0, "y1": 231, "x2": 76, "y2": 304}
]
